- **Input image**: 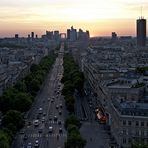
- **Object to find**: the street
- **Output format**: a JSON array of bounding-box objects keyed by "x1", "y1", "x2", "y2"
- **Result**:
[
  {"x1": 11, "y1": 43, "x2": 111, "y2": 148},
  {"x1": 11, "y1": 44, "x2": 66, "y2": 148}
]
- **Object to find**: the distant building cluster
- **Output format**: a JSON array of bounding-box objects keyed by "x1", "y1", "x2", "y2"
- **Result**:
[
  {"x1": 71, "y1": 32, "x2": 148, "y2": 147},
  {"x1": 67, "y1": 26, "x2": 90, "y2": 41},
  {"x1": 0, "y1": 43, "x2": 52, "y2": 96}
]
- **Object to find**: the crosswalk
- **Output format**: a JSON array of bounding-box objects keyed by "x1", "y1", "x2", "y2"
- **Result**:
[
  {"x1": 20, "y1": 133, "x2": 67, "y2": 138},
  {"x1": 48, "y1": 121, "x2": 64, "y2": 124}
]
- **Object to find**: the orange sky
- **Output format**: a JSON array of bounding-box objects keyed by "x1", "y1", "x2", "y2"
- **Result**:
[{"x1": 0, "y1": 0, "x2": 148, "y2": 37}]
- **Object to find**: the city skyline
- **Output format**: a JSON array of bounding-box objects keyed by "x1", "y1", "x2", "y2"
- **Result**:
[{"x1": 0, "y1": 0, "x2": 148, "y2": 37}]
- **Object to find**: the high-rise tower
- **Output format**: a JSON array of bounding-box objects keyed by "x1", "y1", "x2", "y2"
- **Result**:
[{"x1": 137, "y1": 17, "x2": 146, "y2": 47}]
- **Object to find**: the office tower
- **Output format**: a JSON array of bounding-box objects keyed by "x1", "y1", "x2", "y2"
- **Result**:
[
  {"x1": 31, "y1": 32, "x2": 34, "y2": 39},
  {"x1": 78, "y1": 29, "x2": 90, "y2": 40},
  {"x1": 137, "y1": 18, "x2": 146, "y2": 47},
  {"x1": 54, "y1": 31, "x2": 60, "y2": 41},
  {"x1": 46, "y1": 31, "x2": 53, "y2": 40},
  {"x1": 70, "y1": 26, "x2": 77, "y2": 41},
  {"x1": 112, "y1": 32, "x2": 117, "y2": 40},
  {"x1": 86, "y1": 30, "x2": 90, "y2": 39},
  {"x1": 67, "y1": 29, "x2": 71, "y2": 40},
  {"x1": 15, "y1": 34, "x2": 19, "y2": 39}
]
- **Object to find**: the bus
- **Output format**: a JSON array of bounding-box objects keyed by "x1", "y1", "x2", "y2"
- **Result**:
[{"x1": 95, "y1": 108, "x2": 107, "y2": 124}]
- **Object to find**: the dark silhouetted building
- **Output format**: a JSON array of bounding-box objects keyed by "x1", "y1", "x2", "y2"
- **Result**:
[
  {"x1": 67, "y1": 29, "x2": 71, "y2": 40},
  {"x1": 137, "y1": 18, "x2": 146, "y2": 47},
  {"x1": 31, "y1": 32, "x2": 34, "y2": 40},
  {"x1": 15, "y1": 34, "x2": 19, "y2": 39},
  {"x1": 54, "y1": 31, "x2": 60, "y2": 41},
  {"x1": 112, "y1": 32, "x2": 117, "y2": 40},
  {"x1": 46, "y1": 31, "x2": 53, "y2": 40}
]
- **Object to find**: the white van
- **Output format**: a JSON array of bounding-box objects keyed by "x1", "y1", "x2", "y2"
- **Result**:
[{"x1": 34, "y1": 120, "x2": 39, "y2": 126}]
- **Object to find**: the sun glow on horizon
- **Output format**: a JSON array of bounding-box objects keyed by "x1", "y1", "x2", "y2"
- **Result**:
[{"x1": 0, "y1": 0, "x2": 148, "y2": 37}]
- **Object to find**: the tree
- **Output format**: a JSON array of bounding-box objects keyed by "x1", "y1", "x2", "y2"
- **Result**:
[
  {"x1": 65, "y1": 115, "x2": 81, "y2": 129},
  {"x1": 0, "y1": 88, "x2": 18, "y2": 113},
  {"x1": 30, "y1": 64, "x2": 41, "y2": 73},
  {"x1": 2, "y1": 110, "x2": 24, "y2": 131},
  {"x1": 29, "y1": 79, "x2": 40, "y2": 95},
  {"x1": 14, "y1": 81, "x2": 27, "y2": 92},
  {"x1": 0, "y1": 130, "x2": 10, "y2": 148},
  {"x1": 65, "y1": 132, "x2": 86, "y2": 148},
  {"x1": 13, "y1": 92, "x2": 32, "y2": 112},
  {"x1": 131, "y1": 142, "x2": 148, "y2": 148},
  {"x1": 67, "y1": 124, "x2": 79, "y2": 135}
]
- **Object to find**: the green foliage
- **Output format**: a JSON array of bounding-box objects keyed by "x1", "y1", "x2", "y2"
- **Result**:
[
  {"x1": 136, "y1": 67, "x2": 148, "y2": 74},
  {"x1": 62, "y1": 52, "x2": 86, "y2": 148},
  {"x1": 64, "y1": 115, "x2": 86, "y2": 148},
  {"x1": 14, "y1": 81, "x2": 27, "y2": 92},
  {"x1": 65, "y1": 115, "x2": 81, "y2": 129},
  {"x1": 13, "y1": 92, "x2": 32, "y2": 112},
  {"x1": 131, "y1": 142, "x2": 148, "y2": 148},
  {"x1": 0, "y1": 50, "x2": 57, "y2": 148},
  {"x1": 2, "y1": 110, "x2": 24, "y2": 133},
  {"x1": 0, "y1": 130, "x2": 10, "y2": 148},
  {"x1": 62, "y1": 54, "x2": 84, "y2": 113},
  {"x1": 30, "y1": 64, "x2": 41, "y2": 73},
  {"x1": 67, "y1": 124, "x2": 79, "y2": 135},
  {"x1": 65, "y1": 132, "x2": 86, "y2": 148},
  {"x1": 0, "y1": 88, "x2": 18, "y2": 113}
]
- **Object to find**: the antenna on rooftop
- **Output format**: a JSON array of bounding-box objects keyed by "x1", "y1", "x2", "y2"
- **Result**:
[{"x1": 140, "y1": 6, "x2": 143, "y2": 18}]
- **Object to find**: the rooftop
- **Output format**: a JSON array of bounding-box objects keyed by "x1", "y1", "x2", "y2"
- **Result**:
[{"x1": 112, "y1": 99, "x2": 148, "y2": 117}]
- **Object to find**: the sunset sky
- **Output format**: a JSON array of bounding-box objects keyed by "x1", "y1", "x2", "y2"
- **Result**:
[{"x1": 0, "y1": 0, "x2": 148, "y2": 37}]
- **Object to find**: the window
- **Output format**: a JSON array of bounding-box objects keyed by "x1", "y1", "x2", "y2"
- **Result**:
[
  {"x1": 123, "y1": 138, "x2": 126, "y2": 144},
  {"x1": 141, "y1": 131, "x2": 144, "y2": 136},
  {"x1": 135, "y1": 130, "x2": 139, "y2": 136},
  {"x1": 136, "y1": 121, "x2": 139, "y2": 126},
  {"x1": 128, "y1": 121, "x2": 132, "y2": 126},
  {"x1": 123, "y1": 120, "x2": 126, "y2": 126},
  {"x1": 128, "y1": 138, "x2": 131, "y2": 144},
  {"x1": 141, "y1": 122, "x2": 144, "y2": 126},
  {"x1": 123, "y1": 129, "x2": 126, "y2": 135}
]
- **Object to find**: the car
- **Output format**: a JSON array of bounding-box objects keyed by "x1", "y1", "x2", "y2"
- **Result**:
[
  {"x1": 19, "y1": 130, "x2": 25, "y2": 134},
  {"x1": 28, "y1": 121, "x2": 32, "y2": 125},
  {"x1": 34, "y1": 120, "x2": 39, "y2": 126},
  {"x1": 43, "y1": 113, "x2": 46, "y2": 116},
  {"x1": 56, "y1": 105, "x2": 59, "y2": 109},
  {"x1": 54, "y1": 116, "x2": 58, "y2": 121},
  {"x1": 23, "y1": 134, "x2": 28, "y2": 140},
  {"x1": 58, "y1": 120, "x2": 62, "y2": 125},
  {"x1": 59, "y1": 104, "x2": 63, "y2": 108},
  {"x1": 38, "y1": 128, "x2": 43, "y2": 133},
  {"x1": 34, "y1": 140, "x2": 39, "y2": 147},
  {"x1": 59, "y1": 110, "x2": 62, "y2": 115},
  {"x1": 49, "y1": 116, "x2": 52, "y2": 121},
  {"x1": 38, "y1": 108, "x2": 43, "y2": 114},
  {"x1": 41, "y1": 117, "x2": 45, "y2": 122},
  {"x1": 49, "y1": 126, "x2": 53, "y2": 133},
  {"x1": 59, "y1": 128, "x2": 63, "y2": 133},
  {"x1": 27, "y1": 142, "x2": 32, "y2": 148},
  {"x1": 36, "y1": 115, "x2": 40, "y2": 119}
]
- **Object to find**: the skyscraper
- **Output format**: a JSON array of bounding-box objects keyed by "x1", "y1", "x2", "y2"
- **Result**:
[
  {"x1": 137, "y1": 18, "x2": 146, "y2": 47},
  {"x1": 31, "y1": 32, "x2": 34, "y2": 39}
]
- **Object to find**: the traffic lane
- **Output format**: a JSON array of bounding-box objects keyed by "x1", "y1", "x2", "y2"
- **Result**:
[{"x1": 18, "y1": 69, "x2": 59, "y2": 147}]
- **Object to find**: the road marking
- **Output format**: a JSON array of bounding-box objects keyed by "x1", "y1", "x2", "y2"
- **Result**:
[{"x1": 20, "y1": 133, "x2": 67, "y2": 139}]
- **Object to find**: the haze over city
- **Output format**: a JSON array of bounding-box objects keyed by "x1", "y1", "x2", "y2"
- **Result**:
[{"x1": 0, "y1": 0, "x2": 148, "y2": 37}]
